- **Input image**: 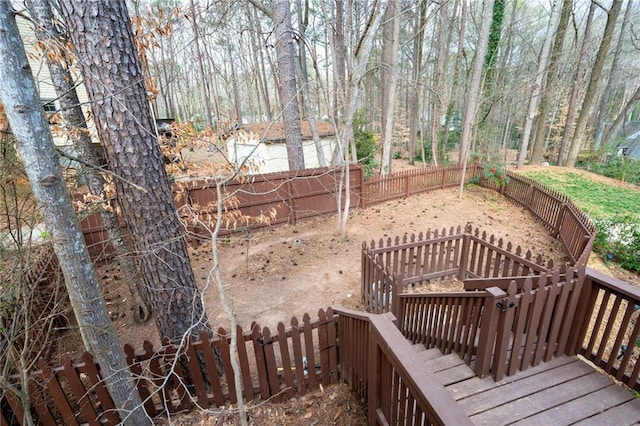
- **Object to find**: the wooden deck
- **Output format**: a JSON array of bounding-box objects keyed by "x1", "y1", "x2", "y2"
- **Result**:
[{"x1": 415, "y1": 346, "x2": 640, "y2": 425}]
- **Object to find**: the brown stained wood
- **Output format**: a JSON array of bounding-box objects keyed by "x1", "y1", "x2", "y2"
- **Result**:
[
  {"x1": 544, "y1": 277, "x2": 573, "y2": 362},
  {"x1": 290, "y1": 316, "x2": 306, "y2": 395},
  {"x1": 521, "y1": 275, "x2": 548, "y2": 370},
  {"x1": 492, "y1": 282, "x2": 518, "y2": 381},
  {"x1": 38, "y1": 359, "x2": 78, "y2": 426},
  {"x1": 261, "y1": 327, "x2": 281, "y2": 401},
  {"x1": 145, "y1": 340, "x2": 175, "y2": 413},
  {"x1": 276, "y1": 322, "x2": 296, "y2": 399},
  {"x1": 586, "y1": 290, "x2": 612, "y2": 357},
  {"x1": 509, "y1": 278, "x2": 534, "y2": 375},
  {"x1": 199, "y1": 332, "x2": 225, "y2": 406},
  {"x1": 250, "y1": 325, "x2": 270, "y2": 399},
  {"x1": 78, "y1": 353, "x2": 119, "y2": 424},
  {"x1": 572, "y1": 398, "x2": 640, "y2": 425},
  {"x1": 123, "y1": 344, "x2": 156, "y2": 416},
  {"x1": 460, "y1": 359, "x2": 594, "y2": 416},
  {"x1": 532, "y1": 279, "x2": 561, "y2": 367},
  {"x1": 3, "y1": 387, "x2": 25, "y2": 426},
  {"x1": 302, "y1": 314, "x2": 319, "y2": 390},
  {"x1": 317, "y1": 309, "x2": 331, "y2": 386},
  {"x1": 325, "y1": 309, "x2": 338, "y2": 385},
  {"x1": 514, "y1": 384, "x2": 634, "y2": 426},
  {"x1": 28, "y1": 377, "x2": 56, "y2": 426},
  {"x1": 61, "y1": 359, "x2": 98, "y2": 425},
  {"x1": 470, "y1": 372, "x2": 611, "y2": 426},
  {"x1": 183, "y1": 341, "x2": 209, "y2": 408},
  {"x1": 162, "y1": 339, "x2": 191, "y2": 412},
  {"x1": 213, "y1": 330, "x2": 236, "y2": 404}
]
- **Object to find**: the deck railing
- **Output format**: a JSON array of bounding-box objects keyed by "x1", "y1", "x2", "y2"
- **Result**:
[
  {"x1": 335, "y1": 307, "x2": 473, "y2": 426},
  {"x1": 572, "y1": 268, "x2": 640, "y2": 392}
]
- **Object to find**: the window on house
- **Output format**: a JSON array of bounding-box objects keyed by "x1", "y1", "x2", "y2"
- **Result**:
[{"x1": 41, "y1": 99, "x2": 57, "y2": 114}]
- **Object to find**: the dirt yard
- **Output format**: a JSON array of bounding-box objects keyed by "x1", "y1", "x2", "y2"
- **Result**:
[{"x1": 52, "y1": 164, "x2": 639, "y2": 424}]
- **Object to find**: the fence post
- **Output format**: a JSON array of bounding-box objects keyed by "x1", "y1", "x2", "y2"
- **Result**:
[
  {"x1": 359, "y1": 165, "x2": 367, "y2": 208},
  {"x1": 526, "y1": 183, "x2": 535, "y2": 208},
  {"x1": 286, "y1": 178, "x2": 295, "y2": 225},
  {"x1": 405, "y1": 173, "x2": 410, "y2": 198},
  {"x1": 367, "y1": 330, "x2": 381, "y2": 425},
  {"x1": 554, "y1": 203, "x2": 566, "y2": 238},
  {"x1": 458, "y1": 233, "x2": 470, "y2": 280},
  {"x1": 474, "y1": 287, "x2": 506, "y2": 378},
  {"x1": 441, "y1": 167, "x2": 446, "y2": 189}
]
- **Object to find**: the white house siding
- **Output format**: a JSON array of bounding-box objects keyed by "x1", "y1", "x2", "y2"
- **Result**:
[{"x1": 227, "y1": 137, "x2": 336, "y2": 174}]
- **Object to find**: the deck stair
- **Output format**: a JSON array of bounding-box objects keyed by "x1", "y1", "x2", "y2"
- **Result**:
[{"x1": 412, "y1": 344, "x2": 640, "y2": 425}]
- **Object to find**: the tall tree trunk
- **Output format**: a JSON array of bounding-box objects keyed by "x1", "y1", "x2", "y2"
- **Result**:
[
  {"x1": 593, "y1": 0, "x2": 633, "y2": 150},
  {"x1": 478, "y1": 0, "x2": 505, "y2": 156},
  {"x1": 0, "y1": 5, "x2": 150, "y2": 424},
  {"x1": 296, "y1": 0, "x2": 327, "y2": 167},
  {"x1": 380, "y1": 0, "x2": 399, "y2": 175},
  {"x1": 408, "y1": 1, "x2": 427, "y2": 165},
  {"x1": 605, "y1": 83, "x2": 640, "y2": 146},
  {"x1": 273, "y1": 0, "x2": 304, "y2": 169},
  {"x1": 431, "y1": 0, "x2": 451, "y2": 166},
  {"x1": 516, "y1": 1, "x2": 560, "y2": 168},
  {"x1": 59, "y1": 0, "x2": 212, "y2": 342},
  {"x1": 458, "y1": 0, "x2": 494, "y2": 196},
  {"x1": 557, "y1": 2, "x2": 596, "y2": 166},
  {"x1": 566, "y1": 0, "x2": 622, "y2": 167},
  {"x1": 26, "y1": 0, "x2": 152, "y2": 325},
  {"x1": 530, "y1": 0, "x2": 571, "y2": 164},
  {"x1": 188, "y1": 0, "x2": 213, "y2": 128}
]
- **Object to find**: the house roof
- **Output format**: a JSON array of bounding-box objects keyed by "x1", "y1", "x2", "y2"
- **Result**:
[{"x1": 237, "y1": 120, "x2": 336, "y2": 142}]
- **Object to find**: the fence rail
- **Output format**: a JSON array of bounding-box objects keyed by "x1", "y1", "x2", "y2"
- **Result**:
[
  {"x1": 1, "y1": 309, "x2": 338, "y2": 425},
  {"x1": 335, "y1": 308, "x2": 473, "y2": 426},
  {"x1": 572, "y1": 268, "x2": 640, "y2": 392}
]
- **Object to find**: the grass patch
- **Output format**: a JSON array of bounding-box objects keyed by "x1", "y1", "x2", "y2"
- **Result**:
[
  {"x1": 520, "y1": 170, "x2": 640, "y2": 221},
  {"x1": 521, "y1": 169, "x2": 640, "y2": 272}
]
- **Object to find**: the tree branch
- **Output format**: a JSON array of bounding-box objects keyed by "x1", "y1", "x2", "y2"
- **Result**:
[{"x1": 55, "y1": 148, "x2": 148, "y2": 193}]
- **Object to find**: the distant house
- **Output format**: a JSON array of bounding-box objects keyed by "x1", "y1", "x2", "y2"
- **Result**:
[
  {"x1": 226, "y1": 121, "x2": 337, "y2": 174},
  {"x1": 613, "y1": 121, "x2": 640, "y2": 160}
]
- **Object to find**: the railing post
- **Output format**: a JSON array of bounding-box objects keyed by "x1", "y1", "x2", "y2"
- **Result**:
[
  {"x1": 367, "y1": 329, "x2": 381, "y2": 425},
  {"x1": 474, "y1": 287, "x2": 506, "y2": 378},
  {"x1": 441, "y1": 167, "x2": 446, "y2": 189},
  {"x1": 458, "y1": 233, "x2": 470, "y2": 280}
]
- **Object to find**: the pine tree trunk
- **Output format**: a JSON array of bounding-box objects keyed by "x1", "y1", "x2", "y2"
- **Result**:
[
  {"x1": 273, "y1": 0, "x2": 305, "y2": 170},
  {"x1": 26, "y1": 0, "x2": 152, "y2": 325},
  {"x1": 0, "y1": 5, "x2": 150, "y2": 424},
  {"x1": 59, "y1": 0, "x2": 211, "y2": 342},
  {"x1": 380, "y1": 0, "x2": 399, "y2": 175}
]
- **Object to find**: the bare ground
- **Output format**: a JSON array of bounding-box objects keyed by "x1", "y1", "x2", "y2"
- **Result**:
[{"x1": 52, "y1": 164, "x2": 639, "y2": 425}]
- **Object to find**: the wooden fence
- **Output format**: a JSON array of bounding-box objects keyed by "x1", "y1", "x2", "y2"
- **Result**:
[
  {"x1": 361, "y1": 226, "x2": 555, "y2": 314},
  {"x1": 1, "y1": 309, "x2": 338, "y2": 425},
  {"x1": 572, "y1": 268, "x2": 640, "y2": 392},
  {"x1": 335, "y1": 307, "x2": 473, "y2": 426},
  {"x1": 396, "y1": 267, "x2": 585, "y2": 381}
]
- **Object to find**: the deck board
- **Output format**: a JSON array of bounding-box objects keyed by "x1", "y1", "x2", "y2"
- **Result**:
[{"x1": 420, "y1": 350, "x2": 640, "y2": 425}]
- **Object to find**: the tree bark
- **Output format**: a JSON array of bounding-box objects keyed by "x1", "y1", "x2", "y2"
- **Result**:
[
  {"x1": 530, "y1": 0, "x2": 571, "y2": 164},
  {"x1": 458, "y1": 0, "x2": 494, "y2": 170},
  {"x1": 26, "y1": 0, "x2": 152, "y2": 325},
  {"x1": 59, "y1": 0, "x2": 211, "y2": 342},
  {"x1": 188, "y1": 0, "x2": 213, "y2": 128},
  {"x1": 273, "y1": 0, "x2": 305, "y2": 170},
  {"x1": 0, "y1": 5, "x2": 150, "y2": 424},
  {"x1": 516, "y1": 1, "x2": 560, "y2": 168},
  {"x1": 557, "y1": 2, "x2": 596, "y2": 166},
  {"x1": 380, "y1": 0, "x2": 399, "y2": 175},
  {"x1": 566, "y1": 0, "x2": 623, "y2": 167},
  {"x1": 593, "y1": 0, "x2": 633, "y2": 151},
  {"x1": 408, "y1": 1, "x2": 427, "y2": 165}
]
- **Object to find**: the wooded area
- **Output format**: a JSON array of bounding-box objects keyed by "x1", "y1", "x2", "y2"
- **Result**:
[{"x1": 1, "y1": 0, "x2": 639, "y2": 424}]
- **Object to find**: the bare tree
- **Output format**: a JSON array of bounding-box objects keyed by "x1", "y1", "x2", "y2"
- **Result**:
[
  {"x1": 458, "y1": 0, "x2": 494, "y2": 196},
  {"x1": 25, "y1": 0, "x2": 151, "y2": 324},
  {"x1": 0, "y1": 4, "x2": 150, "y2": 424},
  {"x1": 407, "y1": 1, "x2": 427, "y2": 165},
  {"x1": 529, "y1": 0, "x2": 571, "y2": 164},
  {"x1": 379, "y1": 0, "x2": 399, "y2": 174},
  {"x1": 516, "y1": 0, "x2": 560, "y2": 168},
  {"x1": 566, "y1": 0, "x2": 623, "y2": 167},
  {"x1": 58, "y1": 0, "x2": 211, "y2": 342}
]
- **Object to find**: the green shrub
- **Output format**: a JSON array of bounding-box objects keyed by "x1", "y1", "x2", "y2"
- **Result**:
[
  {"x1": 593, "y1": 215, "x2": 640, "y2": 272},
  {"x1": 353, "y1": 112, "x2": 379, "y2": 177},
  {"x1": 586, "y1": 157, "x2": 640, "y2": 186}
]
